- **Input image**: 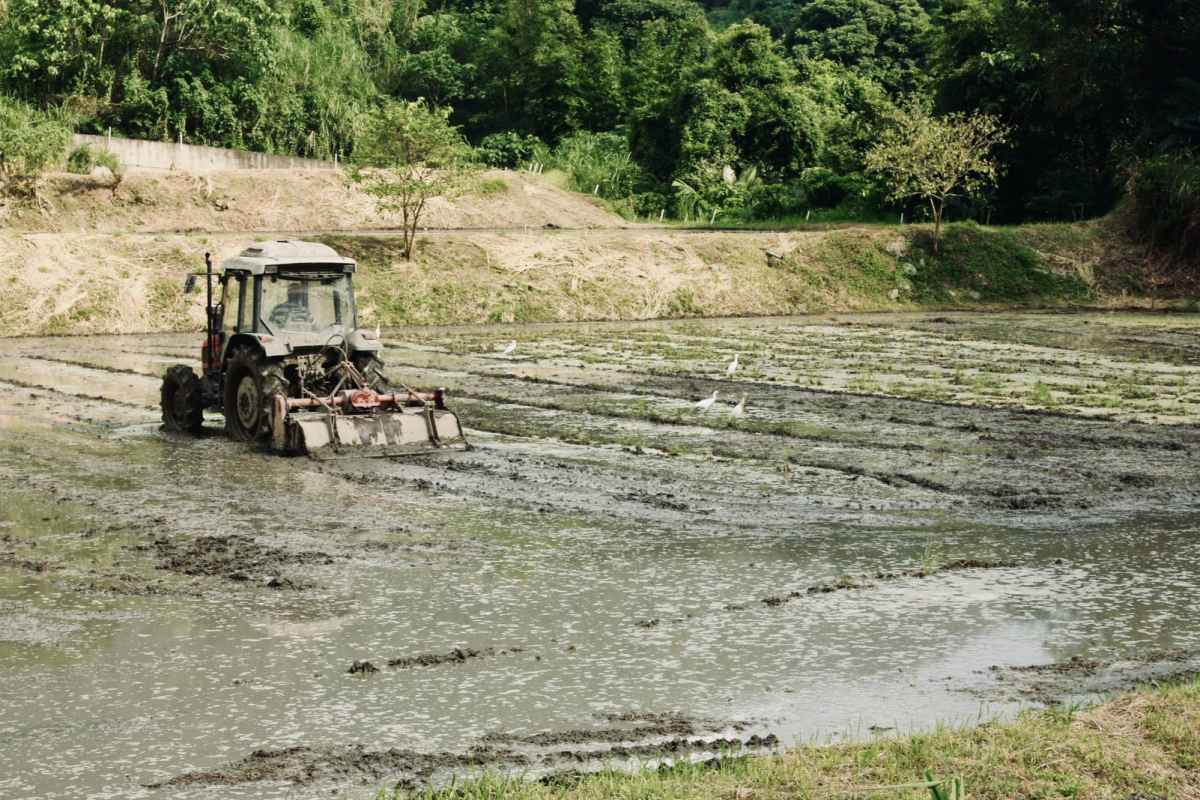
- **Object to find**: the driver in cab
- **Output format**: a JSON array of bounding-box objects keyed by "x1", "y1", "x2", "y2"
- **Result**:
[{"x1": 269, "y1": 282, "x2": 310, "y2": 330}]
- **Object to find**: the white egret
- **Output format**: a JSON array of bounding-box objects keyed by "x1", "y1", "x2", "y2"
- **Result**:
[
  {"x1": 726, "y1": 353, "x2": 739, "y2": 376},
  {"x1": 695, "y1": 390, "x2": 719, "y2": 410},
  {"x1": 731, "y1": 395, "x2": 747, "y2": 417},
  {"x1": 501, "y1": 340, "x2": 517, "y2": 355}
]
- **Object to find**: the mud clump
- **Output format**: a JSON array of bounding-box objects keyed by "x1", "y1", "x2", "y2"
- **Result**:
[
  {"x1": 147, "y1": 743, "x2": 526, "y2": 788},
  {"x1": 147, "y1": 534, "x2": 335, "y2": 586},
  {"x1": 983, "y1": 648, "x2": 1200, "y2": 704},
  {"x1": 544, "y1": 734, "x2": 779, "y2": 764},
  {"x1": 386, "y1": 646, "x2": 524, "y2": 670},
  {"x1": 1005, "y1": 654, "x2": 1105, "y2": 676},
  {"x1": 0, "y1": 534, "x2": 52, "y2": 573},
  {"x1": 483, "y1": 712, "x2": 738, "y2": 746}
]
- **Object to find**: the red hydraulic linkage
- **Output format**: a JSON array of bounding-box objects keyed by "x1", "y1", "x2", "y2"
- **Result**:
[{"x1": 284, "y1": 387, "x2": 447, "y2": 412}]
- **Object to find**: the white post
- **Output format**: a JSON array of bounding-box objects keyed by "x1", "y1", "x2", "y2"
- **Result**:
[
  {"x1": 593, "y1": 184, "x2": 599, "y2": 195},
  {"x1": 900, "y1": 212, "x2": 904, "y2": 225},
  {"x1": 709, "y1": 208, "x2": 717, "y2": 225},
  {"x1": 805, "y1": 210, "x2": 811, "y2": 222},
  {"x1": 106, "y1": 127, "x2": 112, "y2": 149},
  {"x1": 659, "y1": 209, "x2": 665, "y2": 222}
]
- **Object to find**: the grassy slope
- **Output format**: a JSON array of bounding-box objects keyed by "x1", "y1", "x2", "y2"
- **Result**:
[
  {"x1": 333, "y1": 222, "x2": 1110, "y2": 329},
  {"x1": 389, "y1": 679, "x2": 1200, "y2": 800},
  {"x1": 0, "y1": 169, "x2": 1173, "y2": 336}
]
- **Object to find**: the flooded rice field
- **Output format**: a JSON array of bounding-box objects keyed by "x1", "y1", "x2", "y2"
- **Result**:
[{"x1": 1, "y1": 310, "x2": 1199, "y2": 799}]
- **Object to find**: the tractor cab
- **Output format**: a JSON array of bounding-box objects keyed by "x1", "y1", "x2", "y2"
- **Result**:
[{"x1": 201, "y1": 241, "x2": 379, "y2": 374}]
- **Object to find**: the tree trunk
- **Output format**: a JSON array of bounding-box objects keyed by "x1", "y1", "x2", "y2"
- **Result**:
[{"x1": 930, "y1": 196, "x2": 942, "y2": 255}]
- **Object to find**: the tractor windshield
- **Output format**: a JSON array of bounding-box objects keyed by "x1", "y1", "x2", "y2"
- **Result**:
[{"x1": 261, "y1": 272, "x2": 354, "y2": 334}]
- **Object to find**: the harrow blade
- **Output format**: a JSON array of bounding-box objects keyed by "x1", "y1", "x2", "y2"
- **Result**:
[{"x1": 282, "y1": 406, "x2": 467, "y2": 459}]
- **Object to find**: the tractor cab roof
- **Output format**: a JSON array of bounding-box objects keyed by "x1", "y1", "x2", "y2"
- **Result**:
[{"x1": 221, "y1": 240, "x2": 356, "y2": 276}]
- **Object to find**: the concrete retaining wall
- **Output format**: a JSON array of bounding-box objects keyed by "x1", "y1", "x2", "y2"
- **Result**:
[{"x1": 71, "y1": 133, "x2": 337, "y2": 173}]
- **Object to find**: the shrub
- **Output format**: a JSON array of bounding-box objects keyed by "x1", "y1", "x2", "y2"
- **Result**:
[
  {"x1": 632, "y1": 191, "x2": 670, "y2": 218},
  {"x1": 797, "y1": 167, "x2": 867, "y2": 208},
  {"x1": 1129, "y1": 154, "x2": 1200, "y2": 265},
  {"x1": 476, "y1": 131, "x2": 544, "y2": 169},
  {"x1": 539, "y1": 131, "x2": 642, "y2": 200},
  {"x1": 66, "y1": 144, "x2": 122, "y2": 176},
  {"x1": 0, "y1": 95, "x2": 72, "y2": 203},
  {"x1": 746, "y1": 182, "x2": 807, "y2": 218}
]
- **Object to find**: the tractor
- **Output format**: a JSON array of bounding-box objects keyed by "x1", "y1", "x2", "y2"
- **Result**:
[{"x1": 160, "y1": 240, "x2": 466, "y2": 457}]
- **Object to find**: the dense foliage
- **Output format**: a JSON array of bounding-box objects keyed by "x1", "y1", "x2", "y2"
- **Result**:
[
  {"x1": 0, "y1": 0, "x2": 1197, "y2": 225},
  {"x1": 0, "y1": 94, "x2": 72, "y2": 201}
]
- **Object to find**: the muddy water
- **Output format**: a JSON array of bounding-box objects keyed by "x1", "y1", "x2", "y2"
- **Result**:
[{"x1": 1, "y1": 312, "x2": 1198, "y2": 799}]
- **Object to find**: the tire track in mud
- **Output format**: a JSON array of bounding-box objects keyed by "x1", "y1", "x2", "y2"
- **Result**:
[
  {"x1": 449, "y1": 393, "x2": 1198, "y2": 517},
  {"x1": 390, "y1": 353, "x2": 1198, "y2": 455},
  {"x1": 147, "y1": 712, "x2": 776, "y2": 790},
  {"x1": 16, "y1": 353, "x2": 163, "y2": 380},
  {"x1": 634, "y1": 559, "x2": 1019, "y2": 628},
  {"x1": 0, "y1": 376, "x2": 152, "y2": 410}
]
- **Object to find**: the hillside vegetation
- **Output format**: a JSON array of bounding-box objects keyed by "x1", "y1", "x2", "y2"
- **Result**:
[{"x1": 1, "y1": 0, "x2": 1197, "y2": 239}]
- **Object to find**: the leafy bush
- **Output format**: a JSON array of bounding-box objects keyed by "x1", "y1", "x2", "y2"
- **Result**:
[
  {"x1": 1129, "y1": 154, "x2": 1200, "y2": 264},
  {"x1": 0, "y1": 95, "x2": 72, "y2": 201},
  {"x1": 746, "y1": 182, "x2": 807, "y2": 218},
  {"x1": 538, "y1": 131, "x2": 642, "y2": 200},
  {"x1": 631, "y1": 191, "x2": 670, "y2": 218},
  {"x1": 797, "y1": 167, "x2": 870, "y2": 208},
  {"x1": 476, "y1": 131, "x2": 544, "y2": 168},
  {"x1": 66, "y1": 144, "x2": 121, "y2": 176},
  {"x1": 672, "y1": 160, "x2": 760, "y2": 221}
]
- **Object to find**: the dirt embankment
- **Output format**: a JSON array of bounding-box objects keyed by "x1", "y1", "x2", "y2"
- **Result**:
[
  {"x1": 4, "y1": 169, "x2": 622, "y2": 234},
  {"x1": 0, "y1": 168, "x2": 1160, "y2": 337}
]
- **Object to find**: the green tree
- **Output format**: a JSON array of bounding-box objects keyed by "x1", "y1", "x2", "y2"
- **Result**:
[
  {"x1": 476, "y1": 0, "x2": 584, "y2": 139},
  {"x1": 349, "y1": 99, "x2": 475, "y2": 260},
  {"x1": 709, "y1": 22, "x2": 822, "y2": 179},
  {"x1": 865, "y1": 104, "x2": 1008, "y2": 252},
  {"x1": 387, "y1": 13, "x2": 475, "y2": 107},
  {"x1": 792, "y1": 0, "x2": 933, "y2": 94}
]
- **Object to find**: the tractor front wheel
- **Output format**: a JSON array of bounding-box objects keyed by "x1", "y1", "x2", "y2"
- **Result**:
[
  {"x1": 161, "y1": 365, "x2": 204, "y2": 434},
  {"x1": 224, "y1": 349, "x2": 266, "y2": 442}
]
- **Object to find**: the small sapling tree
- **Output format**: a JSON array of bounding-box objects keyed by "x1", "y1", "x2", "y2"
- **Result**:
[
  {"x1": 865, "y1": 104, "x2": 1008, "y2": 253},
  {"x1": 348, "y1": 100, "x2": 475, "y2": 260}
]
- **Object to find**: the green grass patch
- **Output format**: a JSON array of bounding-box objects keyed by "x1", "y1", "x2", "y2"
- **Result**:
[
  {"x1": 910, "y1": 223, "x2": 1092, "y2": 304},
  {"x1": 377, "y1": 679, "x2": 1200, "y2": 800},
  {"x1": 471, "y1": 177, "x2": 510, "y2": 195}
]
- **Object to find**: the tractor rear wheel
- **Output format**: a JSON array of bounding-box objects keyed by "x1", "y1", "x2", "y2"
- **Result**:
[{"x1": 161, "y1": 365, "x2": 204, "y2": 434}]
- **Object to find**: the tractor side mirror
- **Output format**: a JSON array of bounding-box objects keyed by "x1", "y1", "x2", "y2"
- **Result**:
[{"x1": 184, "y1": 274, "x2": 198, "y2": 294}]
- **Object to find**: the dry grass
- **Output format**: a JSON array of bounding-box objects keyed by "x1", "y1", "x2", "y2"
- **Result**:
[{"x1": 0, "y1": 170, "x2": 1160, "y2": 337}]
